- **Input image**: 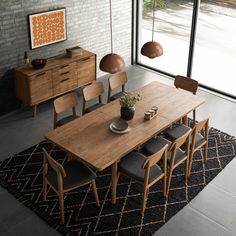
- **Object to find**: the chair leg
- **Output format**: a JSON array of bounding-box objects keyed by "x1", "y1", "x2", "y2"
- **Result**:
[
  {"x1": 185, "y1": 159, "x2": 189, "y2": 183},
  {"x1": 163, "y1": 175, "x2": 167, "y2": 196},
  {"x1": 58, "y1": 191, "x2": 65, "y2": 224},
  {"x1": 91, "y1": 179, "x2": 100, "y2": 207},
  {"x1": 141, "y1": 186, "x2": 148, "y2": 216},
  {"x1": 188, "y1": 150, "x2": 194, "y2": 177},
  {"x1": 204, "y1": 143, "x2": 208, "y2": 163},
  {"x1": 166, "y1": 168, "x2": 173, "y2": 195},
  {"x1": 43, "y1": 179, "x2": 48, "y2": 201}
]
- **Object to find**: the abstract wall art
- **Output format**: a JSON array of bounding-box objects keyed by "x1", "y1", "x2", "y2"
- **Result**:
[{"x1": 29, "y1": 8, "x2": 67, "y2": 49}]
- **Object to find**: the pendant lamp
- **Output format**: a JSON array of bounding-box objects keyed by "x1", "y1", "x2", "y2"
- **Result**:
[
  {"x1": 141, "y1": 0, "x2": 163, "y2": 59},
  {"x1": 99, "y1": 0, "x2": 125, "y2": 74}
]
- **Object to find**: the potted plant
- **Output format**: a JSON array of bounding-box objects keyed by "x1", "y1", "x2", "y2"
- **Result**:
[{"x1": 119, "y1": 93, "x2": 141, "y2": 120}]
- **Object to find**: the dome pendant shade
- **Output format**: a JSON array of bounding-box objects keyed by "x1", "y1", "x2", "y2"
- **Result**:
[
  {"x1": 141, "y1": 41, "x2": 163, "y2": 59},
  {"x1": 99, "y1": 53, "x2": 125, "y2": 74}
]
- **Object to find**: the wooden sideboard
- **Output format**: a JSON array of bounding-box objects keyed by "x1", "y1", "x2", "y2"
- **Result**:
[{"x1": 15, "y1": 49, "x2": 96, "y2": 116}]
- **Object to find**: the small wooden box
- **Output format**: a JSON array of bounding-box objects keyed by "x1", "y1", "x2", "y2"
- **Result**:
[{"x1": 66, "y1": 46, "x2": 83, "y2": 58}]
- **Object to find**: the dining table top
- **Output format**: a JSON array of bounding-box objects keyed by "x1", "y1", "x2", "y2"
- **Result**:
[{"x1": 45, "y1": 81, "x2": 205, "y2": 171}]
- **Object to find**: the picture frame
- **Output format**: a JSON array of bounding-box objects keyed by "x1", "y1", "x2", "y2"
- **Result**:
[{"x1": 28, "y1": 8, "x2": 67, "y2": 49}]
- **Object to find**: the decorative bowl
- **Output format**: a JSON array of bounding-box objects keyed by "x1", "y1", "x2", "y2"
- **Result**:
[
  {"x1": 31, "y1": 59, "x2": 47, "y2": 69},
  {"x1": 111, "y1": 120, "x2": 129, "y2": 131}
]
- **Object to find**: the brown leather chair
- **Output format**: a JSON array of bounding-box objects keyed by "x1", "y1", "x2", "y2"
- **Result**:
[
  {"x1": 53, "y1": 92, "x2": 79, "y2": 129},
  {"x1": 107, "y1": 72, "x2": 128, "y2": 103},
  {"x1": 116, "y1": 144, "x2": 168, "y2": 216},
  {"x1": 82, "y1": 81, "x2": 104, "y2": 115},
  {"x1": 42, "y1": 148, "x2": 100, "y2": 224}
]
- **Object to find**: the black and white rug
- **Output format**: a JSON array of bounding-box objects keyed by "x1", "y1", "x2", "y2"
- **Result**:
[{"x1": 0, "y1": 127, "x2": 235, "y2": 236}]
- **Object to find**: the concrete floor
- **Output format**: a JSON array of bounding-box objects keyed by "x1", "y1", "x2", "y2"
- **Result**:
[{"x1": 0, "y1": 65, "x2": 235, "y2": 235}]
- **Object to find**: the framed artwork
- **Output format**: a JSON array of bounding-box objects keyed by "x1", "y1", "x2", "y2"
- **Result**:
[{"x1": 28, "y1": 8, "x2": 67, "y2": 49}]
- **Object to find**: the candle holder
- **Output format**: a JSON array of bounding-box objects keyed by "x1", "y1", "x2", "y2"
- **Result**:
[{"x1": 144, "y1": 106, "x2": 158, "y2": 121}]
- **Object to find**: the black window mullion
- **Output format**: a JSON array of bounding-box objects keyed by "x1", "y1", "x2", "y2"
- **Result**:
[{"x1": 187, "y1": 0, "x2": 200, "y2": 77}]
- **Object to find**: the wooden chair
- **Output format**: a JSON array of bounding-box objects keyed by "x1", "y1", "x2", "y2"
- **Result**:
[
  {"x1": 82, "y1": 81, "x2": 104, "y2": 115},
  {"x1": 188, "y1": 118, "x2": 209, "y2": 176},
  {"x1": 175, "y1": 75, "x2": 199, "y2": 124},
  {"x1": 142, "y1": 131, "x2": 191, "y2": 194},
  {"x1": 42, "y1": 148, "x2": 100, "y2": 224},
  {"x1": 163, "y1": 118, "x2": 209, "y2": 176},
  {"x1": 116, "y1": 144, "x2": 168, "y2": 216},
  {"x1": 166, "y1": 130, "x2": 191, "y2": 193},
  {"x1": 53, "y1": 92, "x2": 79, "y2": 129},
  {"x1": 107, "y1": 72, "x2": 128, "y2": 103}
]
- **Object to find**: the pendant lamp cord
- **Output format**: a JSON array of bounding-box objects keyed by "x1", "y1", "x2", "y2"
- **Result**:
[
  {"x1": 109, "y1": 0, "x2": 113, "y2": 53},
  {"x1": 152, "y1": 0, "x2": 156, "y2": 41}
]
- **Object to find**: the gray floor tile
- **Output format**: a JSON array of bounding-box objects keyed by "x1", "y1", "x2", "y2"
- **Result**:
[
  {"x1": 0, "y1": 188, "x2": 32, "y2": 226},
  {"x1": 0, "y1": 231, "x2": 15, "y2": 236},
  {"x1": 218, "y1": 229, "x2": 236, "y2": 236},
  {"x1": 154, "y1": 206, "x2": 226, "y2": 236},
  {"x1": 212, "y1": 159, "x2": 236, "y2": 197},
  {"x1": 189, "y1": 184, "x2": 236, "y2": 227},
  {"x1": 8, "y1": 214, "x2": 60, "y2": 236},
  {"x1": 0, "y1": 223, "x2": 10, "y2": 235},
  {"x1": 227, "y1": 216, "x2": 236, "y2": 232}
]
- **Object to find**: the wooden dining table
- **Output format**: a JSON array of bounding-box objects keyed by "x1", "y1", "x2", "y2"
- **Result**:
[{"x1": 45, "y1": 81, "x2": 205, "y2": 204}]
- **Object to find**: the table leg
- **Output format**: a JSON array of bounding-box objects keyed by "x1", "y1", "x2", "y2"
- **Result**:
[
  {"x1": 111, "y1": 161, "x2": 118, "y2": 204},
  {"x1": 183, "y1": 115, "x2": 188, "y2": 126}
]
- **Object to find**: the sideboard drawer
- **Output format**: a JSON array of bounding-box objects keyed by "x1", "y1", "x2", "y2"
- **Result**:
[{"x1": 52, "y1": 63, "x2": 77, "y2": 95}]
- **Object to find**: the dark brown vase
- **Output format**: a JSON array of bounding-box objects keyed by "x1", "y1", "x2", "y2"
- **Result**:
[{"x1": 120, "y1": 107, "x2": 135, "y2": 120}]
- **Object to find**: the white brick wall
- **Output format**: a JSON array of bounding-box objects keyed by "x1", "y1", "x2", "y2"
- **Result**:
[{"x1": 0, "y1": 0, "x2": 132, "y2": 77}]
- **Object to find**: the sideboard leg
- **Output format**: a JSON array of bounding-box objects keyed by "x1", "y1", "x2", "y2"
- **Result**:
[{"x1": 33, "y1": 105, "x2": 37, "y2": 117}]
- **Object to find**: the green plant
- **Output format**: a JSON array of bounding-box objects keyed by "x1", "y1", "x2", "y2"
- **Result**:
[
  {"x1": 143, "y1": 0, "x2": 166, "y2": 15},
  {"x1": 119, "y1": 93, "x2": 142, "y2": 108}
]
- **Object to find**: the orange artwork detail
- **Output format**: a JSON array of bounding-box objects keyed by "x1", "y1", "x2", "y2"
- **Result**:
[{"x1": 30, "y1": 9, "x2": 66, "y2": 48}]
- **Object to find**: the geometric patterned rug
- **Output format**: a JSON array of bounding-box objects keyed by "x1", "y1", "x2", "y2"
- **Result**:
[{"x1": 0, "y1": 127, "x2": 235, "y2": 236}]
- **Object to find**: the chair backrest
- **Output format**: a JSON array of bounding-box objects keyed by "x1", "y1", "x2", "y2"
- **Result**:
[
  {"x1": 192, "y1": 118, "x2": 209, "y2": 146},
  {"x1": 54, "y1": 92, "x2": 78, "y2": 114},
  {"x1": 175, "y1": 75, "x2": 198, "y2": 95},
  {"x1": 168, "y1": 130, "x2": 191, "y2": 165},
  {"x1": 142, "y1": 144, "x2": 168, "y2": 186},
  {"x1": 143, "y1": 144, "x2": 168, "y2": 169},
  {"x1": 83, "y1": 81, "x2": 104, "y2": 102},
  {"x1": 109, "y1": 72, "x2": 127, "y2": 90},
  {"x1": 107, "y1": 72, "x2": 128, "y2": 103},
  {"x1": 43, "y1": 148, "x2": 66, "y2": 178}
]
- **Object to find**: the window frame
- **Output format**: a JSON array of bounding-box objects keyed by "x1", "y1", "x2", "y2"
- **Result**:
[{"x1": 132, "y1": 0, "x2": 236, "y2": 100}]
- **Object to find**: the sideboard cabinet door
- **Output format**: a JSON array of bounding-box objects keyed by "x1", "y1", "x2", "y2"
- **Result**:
[
  {"x1": 77, "y1": 55, "x2": 96, "y2": 86},
  {"x1": 30, "y1": 71, "x2": 53, "y2": 105}
]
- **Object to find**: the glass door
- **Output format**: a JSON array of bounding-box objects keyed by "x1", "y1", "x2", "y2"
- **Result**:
[
  {"x1": 192, "y1": 0, "x2": 236, "y2": 97},
  {"x1": 137, "y1": 0, "x2": 195, "y2": 75}
]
